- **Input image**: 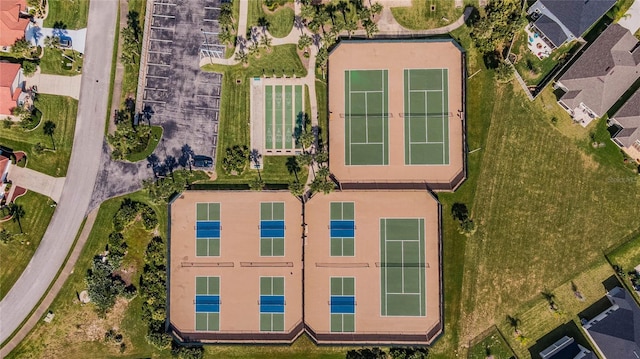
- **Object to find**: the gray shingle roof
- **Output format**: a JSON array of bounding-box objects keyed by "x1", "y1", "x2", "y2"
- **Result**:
[
  {"x1": 612, "y1": 89, "x2": 640, "y2": 147},
  {"x1": 585, "y1": 287, "x2": 640, "y2": 359},
  {"x1": 538, "y1": 0, "x2": 617, "y2": 37},
  {"x1": 534, "y1": 14, "x2": 569, "y2": 47},
  {"x1": 557, "y1": 24, "x2": 640, "y2": 117}
]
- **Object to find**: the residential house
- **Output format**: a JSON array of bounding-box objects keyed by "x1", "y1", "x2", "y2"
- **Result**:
[
  {"x1": 583, "y1": 286, "x2": 640, "y2": 359},
  {"x1": 0, "y1": 62, "x2": 25, "y2": 116},
  {"x1": 0, "y1": 0, "x2": 30, "y2": 48},
  {"x1": 527, "y1": 0, "x2": 616, "y2": 49},
  {"x1": 0, "y1": 155, "x2": 9, "y2": 201},
  {"x1": 539, "y1": 335, "x2": 596, "y2": 359},
  {"x1": 609, "y1": 89, "x2": 640, "y2": 162},
  {"x1": 555, "y1": 24, "x2": 640, "y2": 126}
]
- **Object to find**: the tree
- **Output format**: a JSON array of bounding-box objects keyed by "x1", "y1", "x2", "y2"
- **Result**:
[
  {"x1": 0, "y1": 228, "x2": 12, "y2": 244},
  {"x1": 470, "y1": 0, "x2": 523, "y2": 56},
  {"x1": 315, "y1": 150, "x2": 329, "y2": 164},
  {"x1": 337, "y1": 1, "x2": 350, "y2": 22},
  {"x1": 495, "y1": 61, "x2": 514, "y2": 83},
  {"x1": 288, "y1": 181, "x2": 305, "y2": 198},
  {"x1": 248, "y1": 41, "x2": 259, "y2": 57},
  {"x1": 11, "y1": 38, "x2": 30, "y2": 55},
  {"x1": 9, "y1": 203, "x2": 25, "y2": 233},
  {"x1": 249, "y1": 149, "x2": 262, "y2": 180},
  {"x1": 344, "y1": 19, "x2": 358, "y2": 38},
  {"x1": 86, "y1": 258, "x2": 125, "y2": 314},
  {"x1": 370, "y1": 2, "x2": 383, "y2": 16},
  {"x1": 259, "y1": 34, "x2": 272, "y2": 50},
  {"x1": 257, "y1": 16, "x2": 269, "y2": 33},
  {"x1": 218, "y1": 29, "x2": 233, "y2": 47},
  {"x1": 234, "y1": 49, "x2": 249, "y2": 65},
  {"x1": 286, "y1": 156, "x2": 301, "y2": 181},
  {"x1": 297, "y1": 33, "x2": 312, "y2": 51},
  {"x1": 43, "y1": 35, "x2": 60, "y2": 49},
  {"x1": 21, "y1": 61, "x2": 37, "y2": 76},
  {"x1": 248, "y1": 176, "x2": 265, "y2": 191},
  {"x1": 43, "y1": 120, "x2": 56, "y2": 150},
  {"x1": 296, "y1": 152, "x2": 313, "y2": 167},
  {"x1": 314, "y1": 6, "x2": 330, "y2": 33},
  {"x1": 363, "y1": 18, "x2": 378, "y2": 38},
  {"x1": 299, "y1": 130, "x2": 315, "y2": 150},
  {"x1": 506, "y1": 314, "x2": 521, "y2": 334}
]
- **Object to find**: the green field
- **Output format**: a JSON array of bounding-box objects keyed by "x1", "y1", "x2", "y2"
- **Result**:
[
  {"x1": 467, "y1": 329, "x2": 515, "y2": 359},
  {"x1": 44, "y1": 0, "x2": 90, "y2": 29},
  {"x1": 0, "y1": 192, "x2": 56, "y2": 300},
  {"x1": 390, "y1": 0, "x2": 466, "y2": 30},
  {"x1": 247, "y1": 2, "x2": 295, "y2": 38},
  {"x1": 39, "y1": 48, "x2": 84, "y2": 76},
  {"x1": 0, "y1": 94, "x2": 78, "y2": 177}
]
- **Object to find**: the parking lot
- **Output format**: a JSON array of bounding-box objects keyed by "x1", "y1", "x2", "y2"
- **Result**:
[{"x1": 142, "y1": 0, "x2": 224, "y2": 164}]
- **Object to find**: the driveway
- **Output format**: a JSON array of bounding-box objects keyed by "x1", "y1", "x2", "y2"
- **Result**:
[
  {"x1": 7, "y1": 166, "x2": 65, "y2": 203},
  {"x1": 26, "y1": 22, "x2": 88, "y2": 53},
  {"x1": 619, "y1": 0, "x2": 640, "y2": 34},
  {"x1": 0, "y1": 0, "x2": 118, "y2": 346},
  {"x1": 27, "y1": 69, "x2": 82, "y2": 100}
]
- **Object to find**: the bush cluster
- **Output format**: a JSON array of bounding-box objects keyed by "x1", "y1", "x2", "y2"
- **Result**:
[{"x1": 221, "y1": 145, "x2": 249, "y2": 175}]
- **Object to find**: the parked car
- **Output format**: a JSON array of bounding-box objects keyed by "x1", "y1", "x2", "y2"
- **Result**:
[{"x1": 192, "y1": 155, "x2": 213, "y2": 168}]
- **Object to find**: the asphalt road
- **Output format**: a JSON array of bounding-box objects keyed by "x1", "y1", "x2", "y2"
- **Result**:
[{"x1": 0, "y1": 0, "x2": 118, "y2": 344}]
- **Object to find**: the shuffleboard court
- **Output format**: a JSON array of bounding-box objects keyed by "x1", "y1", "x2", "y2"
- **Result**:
[
  {"x1": 260, "y1": 202, "x2": 285, "y2": 256},
  {"x1": 195, "y1": 276, "x2": 220, "y2": 331},
  {"x1": 404, "y1": 69, "x2": 449, "y2": 165},
  {"x1": 380, "y1": 218, "x2": 426, "y2": 317},
  {"x1": 344, "y1": 69, "x2": 389, "y2": 166},
  {"x1": 195, "y1": 203, "x2": 221, "y2": 256},
  {"x1": 264, "y1": 84, "x2": 304, "y2": 151}
]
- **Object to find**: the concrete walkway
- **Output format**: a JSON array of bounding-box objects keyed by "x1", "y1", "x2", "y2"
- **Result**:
[
  {"x1": 7, "y1": 166, "x2": 65, "y2": 203},
  {"x1": 26, "y1": 69, "x2": 82, "y2": 100},
  {"x1": 0, "y1": 207, "x2": 98, "y2": 357},
  {"x1": 619, "y1": 0, "x2": 640, "y2": 34}
]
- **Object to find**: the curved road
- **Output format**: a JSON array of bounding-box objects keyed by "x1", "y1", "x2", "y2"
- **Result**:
[{"x1": 0, "y1": 0, "x2": 118, "y2": 344}]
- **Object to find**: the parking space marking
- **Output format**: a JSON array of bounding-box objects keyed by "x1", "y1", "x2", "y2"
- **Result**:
[
  {"x1": 152, "y1": 14, "x2": 175, "y2": 19},
  {"x1": 150, "y1": 38, "x2": 173, "y2": 43},
  {"x1": 151, "y1": 26, "x2": 175, "y2": 31},
  {"x1": 148, "y1": 63, "x2": 171, "y2": 67}
]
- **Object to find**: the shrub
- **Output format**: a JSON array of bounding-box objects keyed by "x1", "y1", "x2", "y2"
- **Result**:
[
  {"x1": 140, "y1": 204, "x2": 158, "y2": 230},
  {"x1": 21, "y1": 60, "x2": 37, "y2": 76},
  {"x1": 147, "y1": 332, "x2": 172, "y2": 349},
  {"x1": 171, "y1": 343, "x2": 205, "y2": 359},
  {"x1": 346, "y1": 348, "x2": 386, "y2": 359},
  {"x1": 221, "y1": 145, "x2": 249, "y2": 175},
  {"x1": 113, "y1": 199, "x2": 140, "y2": 231},
  {"x1": 85, "y1": 258, "x2": 125, "y2": 314},
  {"x1": 3, "y1": 119, "x2": 12, "y2": 129}
]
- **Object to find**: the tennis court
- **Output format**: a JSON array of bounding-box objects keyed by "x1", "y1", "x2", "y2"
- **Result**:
[
  {"x1": 260, "y1": 276, "x2": 286, "y2": 331},
  {"x1": 380, "y1": 218, "x2": 426, "y2": 317},
  {"x1": 330, "y1": 202, "x2": 355, "y2": 256},
  {"x1": 404, "y1": 69, "x2": 449, "y2": 165},
  {"x1": 265, "y1": 84, "x2": 304, "y2": 151},
  {"x1": 260, "y1": 202, "x2": 285, "y2": 256},
  {"x1": 196, "y1": 203, "x2": 221, "y2": 256},
  {"x1": 330, "y1": 277, "x2": 355, "y2": 332},
  {"x1": 344, "y1": 69, "x2": 389, "y2": 165},
  {"x1": 195, "y1": 276, "x2": 220, "y2": 331}
]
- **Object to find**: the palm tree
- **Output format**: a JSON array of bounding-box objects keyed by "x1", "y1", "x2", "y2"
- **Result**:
[
  {"x1": 344, "y1": 19, "x2": 358, "y2": 38},
  {"x1": 300, "y1": 4, "x2": 315, "y2": 22},
  {"x1": 218, "y1": 29, "x2": 233, "y2": 47},
  {"x1": 248, "y1": 41, "x2": 259, "y2": 57},
  {"x1": 285, "y1": 156, "x2": 301, "y2": 181},
  {"x1": 259, "y1": 34, "x2": 272, "y2": 51},
  {"x1": 249, "y1": 176, "x2": 265, "y2": 191},
  {"x1": 249, "y1": 149, "x2": 262, "y2": 180},
  {"x1": 337, "y1": 1, "x2": 350, "y2": 23},
  {"x1": 288, "y1": 181, "x2": 305, "y2": 198},
  {"x1": 370, "y1": 2, "x2": 383, "y2": 16},
  {"x1": 325, "y1": 4, "x2": 337, "y2": 26},
  {"x1": 297, "y1": 33, "x2": 312, "y2": 51},
  {"x1": 363, "y1": 18, "x2": 378, "y2": 38},
  {"x1": 296, "y1": 152, "x2": 313, "y2": 167},
  {"x1": 314, "y1": 6, "x2": 330, "y2": 33},
  {"x1": 317, "y1": 166, "x2": 330, "y2": 179},
  {"x1": 235, "y1": 49, "x2": 249, "y2": 64},
  {"x1": 506, "y1": 315, "x2": 521, "y2": 334},
  {"x1": 44, "y1": 35, "x2": 60, "y2": 49},
  {"x1": 257, "y1": 16, "x2": 270, "y2": 33},
  {"x1": 43, "y1": 120, "x2": 56, "y2": 150},
  {"x1": 9, "y1": 203, "x2": 25, "y2": 233}
]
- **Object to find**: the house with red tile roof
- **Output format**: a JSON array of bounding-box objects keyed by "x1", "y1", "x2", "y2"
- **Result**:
[
  {"x1": 0, "y1": 62, "x2": 25, "y2": 116},
  {"x1": 0, "y1": 0, "x2": 30, "y2": 47}
]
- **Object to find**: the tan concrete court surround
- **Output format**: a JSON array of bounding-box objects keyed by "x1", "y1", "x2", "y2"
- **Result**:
[{"x1": 328, "y1": 39, "x2": 465, "y2": 189}]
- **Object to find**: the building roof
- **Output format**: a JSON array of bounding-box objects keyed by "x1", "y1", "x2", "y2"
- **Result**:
[
  {"x1": 558, "y1": 24, "x2": 640, "y2": 117},
  {"x1": 585, "y1": 287, "x2": 640, "y2": 359},
  {"x1": 0, "y1": 0, "x2": 29, "y2": 47},
  {"x1": 537, "y1": 0, "x2": 617, "y2": 37},
  {"x1": 612, "y1": 89, "x2": 640, "y2": 147},
  {"x1": 0, "y1": 62, "x2": 21, "y2": 115},
  {"x1": 534, "y1": 14, "x2": 569, "y2": 47},
  {"x1": 0, "y1": 155, "x2": 9, "y2": 179}
]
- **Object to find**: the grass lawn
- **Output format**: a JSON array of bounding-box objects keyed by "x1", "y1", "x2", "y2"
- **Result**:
[
  {"x1": 510, "y1": 29, "x2": 578, "y2": 87},
  {"x1": 119, "y1": 0, "x2": 146, "y2": 103},
  {"x1": 0, "y1": 94, "x2": 78, "y2": 177},
  {"x1": 43, "y1": 0, "x2": 90, "y2": 29},
  {"x1": 247, "y1": 1, "x2": 295, "y2": 39},
  {"x1": 0, "y1": 192, "x2": 56, "y2": 300},
  {"x1": 457, "y1": 67, "x2": 640, "y2": 352},
  {"x1": 124, "y1": 126, "x2": 163, "y2": 162},
  {"x1": 202, "y1": 44, "x2": 306, "y2": 184},
  {"x1": 390, "y1": 0, "x2": 466, "y2": 30},
  {"x1": 606, "y1": 234, "x2": 640, "y2": 301},
  {"x1": 468, "y1": 329, "x2": 515, "y2": 359},
  {"x1": 315, "y1": 80, "x2": 327, "y2": 148},
  {"x1": 39, "y1": 48, "x2": 84, "y2": 76}
]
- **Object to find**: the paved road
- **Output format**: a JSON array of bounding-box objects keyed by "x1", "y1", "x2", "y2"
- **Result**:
[
  {"x1": 0, "y1": 0, "x2": 118, "y2": 345},
  {"x1": 7, "y1": 166, "x2": 65, "y2": 203}
]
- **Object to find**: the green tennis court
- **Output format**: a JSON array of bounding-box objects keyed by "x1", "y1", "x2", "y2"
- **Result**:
[
  {"x1": 380, "y1": 218, "x2": 426, "y2": 317},
  {"x1": 404, "y1": 69, "x2": 449, "y2": 165},
  {"x1": 264, "y1": 85, "x2": 303, "y2": 151},
  {"x1": 344, "y1": 69, "x2": 389, "y2": 165}
]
